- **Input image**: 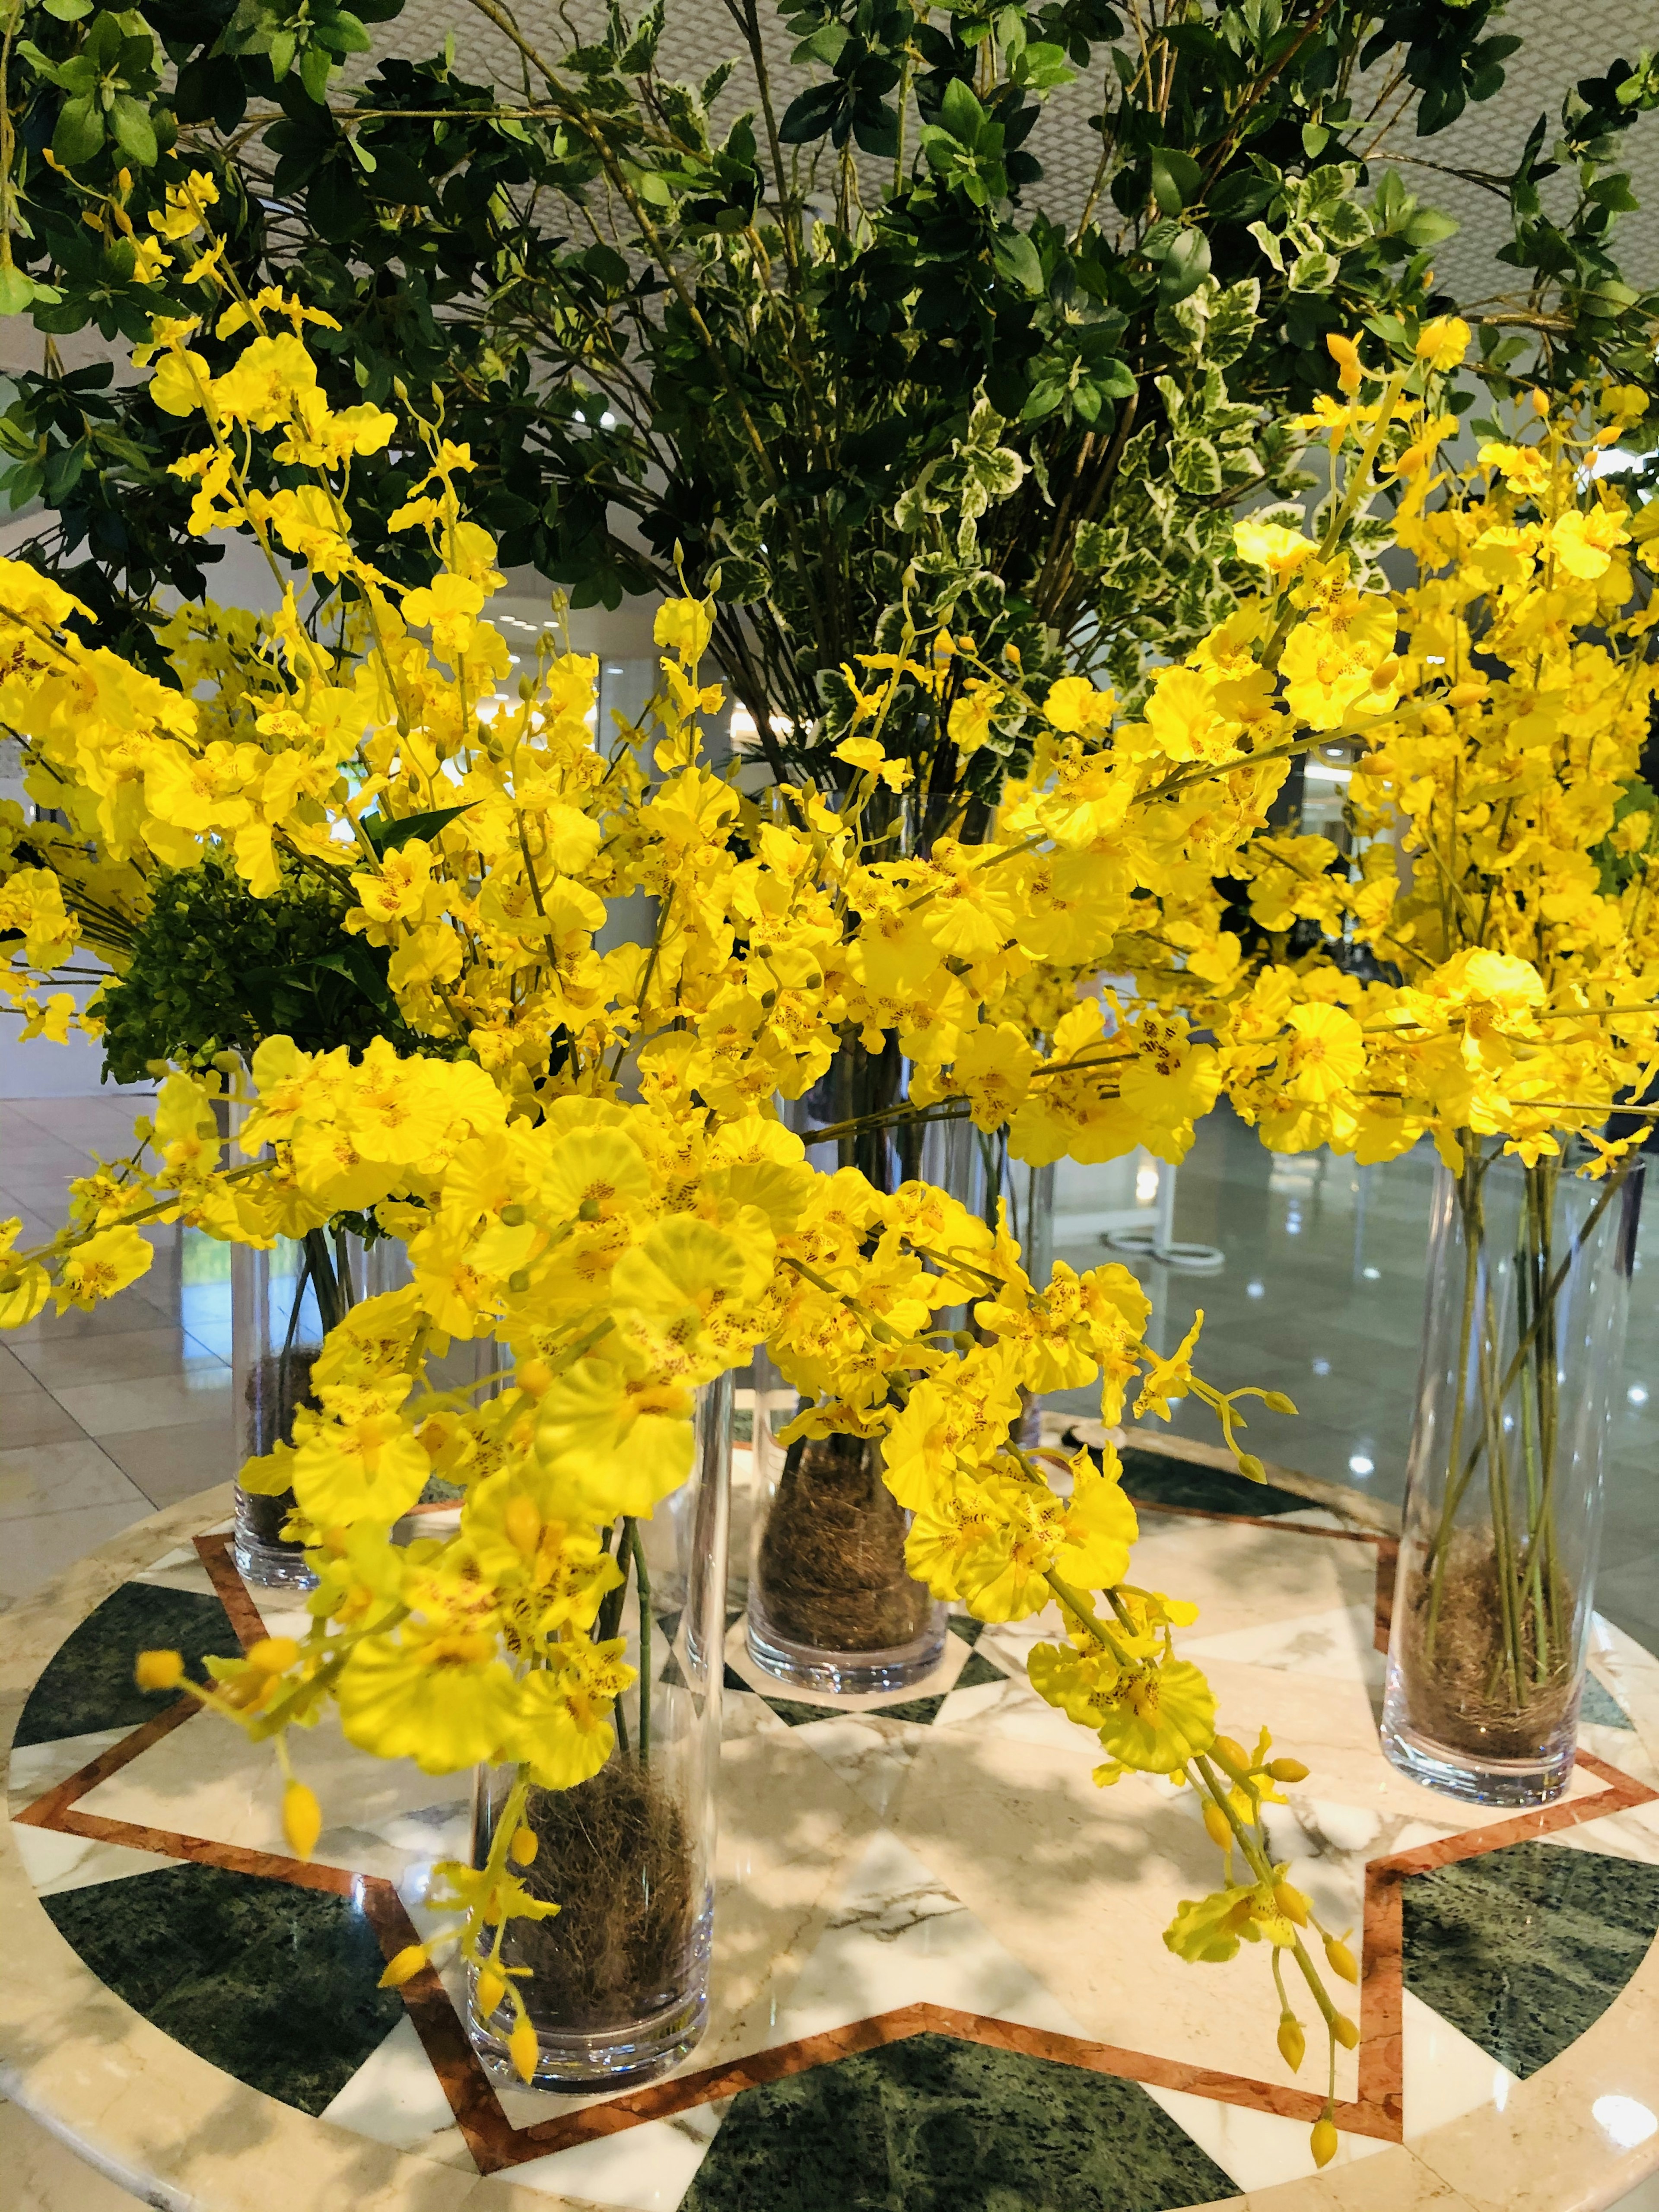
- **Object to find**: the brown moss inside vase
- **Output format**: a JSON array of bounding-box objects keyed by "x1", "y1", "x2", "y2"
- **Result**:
[
  {"x1": 1399, "y1": 1528, "x2": 1579, "y2": 1760},
  {"x1": 500, "y1": 1757, "x2": 699, "y2": 2033},
  {"x1": 756, "y1": 1432, "x2": 932, "y2": 1651}
]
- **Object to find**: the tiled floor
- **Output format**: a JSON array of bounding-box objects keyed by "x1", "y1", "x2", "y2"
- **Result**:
[{"x1": 0, "y1": 1093, "x2": 232, "y2": 1608}]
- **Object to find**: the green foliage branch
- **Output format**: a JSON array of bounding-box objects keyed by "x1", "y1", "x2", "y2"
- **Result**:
[{"x1": 0, "y1": 0, "x2": 1653, "y2": 806}]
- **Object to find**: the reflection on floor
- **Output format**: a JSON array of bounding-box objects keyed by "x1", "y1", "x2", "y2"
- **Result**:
[
  {"x1": 2, "y1": 1093, "x2": 1656, "y2": 1656},
  {"x1": 1049, "y1": 1111, "x2": 1659, "y2": 1654}
]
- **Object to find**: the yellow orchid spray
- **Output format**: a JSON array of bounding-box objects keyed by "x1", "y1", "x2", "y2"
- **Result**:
[{"x1": 0, "y1": 262, "x2": 1460, "y2": 2159}]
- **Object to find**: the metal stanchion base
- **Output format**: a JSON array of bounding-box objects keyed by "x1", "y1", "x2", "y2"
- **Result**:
[{"x1": 1101, "y1": 1160, "x2": 1225, "y2": 1273}]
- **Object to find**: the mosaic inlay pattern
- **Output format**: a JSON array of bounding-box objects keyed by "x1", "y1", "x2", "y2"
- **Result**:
[{"x1": 6, "y1": 1441, "x2": 1659, "y2": 2212}]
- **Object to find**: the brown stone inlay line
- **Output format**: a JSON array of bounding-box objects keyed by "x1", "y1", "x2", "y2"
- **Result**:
[
  {"x1": 11, "y1": 1696, "x2": 200, "y2": 1829},
  {"x1": 194, "y1": 1532, "x2": 271, "y2": 1651},
  {"x1": 1379, "y1": 1748, "x2": 1657, "y2": 1878},
  {"x1": 1354, "y1": 1857, "x2": 1405, "y2": 2136},
  {"x1": 15, "y1": 1522, "x2": 1659, "y2": 2177},
  {"x1": 359, "y1": 1881, "x2": 517, "y2": 2171}
]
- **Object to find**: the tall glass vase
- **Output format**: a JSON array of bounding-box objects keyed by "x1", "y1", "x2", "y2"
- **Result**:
[
  {"x1": 746, "y1": 1037, "x2": 1052, "y2": 1694},
  {"x1": 231, "y1": 1228, "x2": 360, "y2": 1590},
  {"x1": 1382, "y1": 1144, "x2": 1644, "y2": 1807},
  {"x1": 469, "y1": 1375, "x2": 732, "y2": 2089}
]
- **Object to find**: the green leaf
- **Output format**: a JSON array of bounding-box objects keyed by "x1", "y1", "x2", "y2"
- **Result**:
[
  {"x1": 43, "y1": 0, "x2": 94, "y2": 17},
  {"x1": 321, "y1": 8, "x2": 372, "y2": 54},
  {"x1": 1159, "y1": 227, "x2": 1211, "y2": 303},
  {"x1": 1010, "y1": 40, "x2": 1074, "y2": 89},
  {"x1": 15, "y1": 40, "x2": 73, "y2": 86},
  {"x1": 360, "y1": 802, "x2": 474, "y2": 857},
  {"x1": 52, "y1": 95, "x2": 105, "y2": 168},
  {"x1": 109, "y1": 94, "x2": 159, "y2": 168},
  {"x1": 1093, "y1": 356, "x2": 1138, "y2": 400},
  {"x1": 991, "y1": 229, "x2": 1043, "y2": 294},
  {"x1": 0, "y1": 266, "x2": 35, "y2": 316},
  {"x1": 939, "y1": 76, "x2": 987, "y2": 146},
  {"x1": 310, "y1": 946, "x2": 394, "y2": 1014},
  {"x1": 300, "y1": 41, "x2": 335, "y2": 105},
  {"x1": 1402, "y1": 208, "x2": 1458, "y2": 249},
  {"x1": 1150, "y1": 148, "x2": 1202, "y2": 216},
  {"x1": 1171, "y1": 435, "x2": 1222, "y2": 496}
]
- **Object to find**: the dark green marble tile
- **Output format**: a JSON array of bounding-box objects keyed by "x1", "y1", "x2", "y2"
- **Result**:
[
  {"x1": 41, "y1": 1863, "x2": 406, "y2": 2117},
  {"x1": 15, "y1": 1582, "x2": 245, "y2": 1749},
  {"x1": 761, "y1": 1694, "x2": 845, "y2": 1728},
  {"x1": 1578, "y1": 1673, "x2": 1634, "y2": 1732},
  {"x1": 723, "y1": 1662, "x2": 756, "y2": 1696},
  {"x1": 682, "y1": 2031, "x2": 1235, "y2": 2212},
  {"x1": 1402, "y1": 1838, "x2": 1659, "y2": 2078},
  {"x1": 874, "y1": 1693, "x2": 947, "y2": 1725},
  {"x1": 947, "y1": 1615, "x2": 987, "y2": 1649},
  {"x1": 1116, "y1": 1444, "x2": 1309, "y2": 1519},
  {"x1": 954, "y1": 1650, "x2": 1010, "y2": 1692}
]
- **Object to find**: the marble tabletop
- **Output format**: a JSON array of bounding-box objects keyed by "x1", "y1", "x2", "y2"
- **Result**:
[{"x1": 4, "y1": 1442, "x2": 1659, "y2": 2212}]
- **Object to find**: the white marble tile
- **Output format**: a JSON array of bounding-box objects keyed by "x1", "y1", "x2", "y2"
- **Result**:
[
  {"x1": 1535, "y1": 1798, "x2": 1659, "y2": 1867},
  {"x1": 890, "y1": 1725, "x2": 1363, "y2": 2101},
  {"x1": 782, "y1": 1715, "x2": 919, "y2": 1820},
  {"x1": 1402, "y1": 1989, "x2": 1520, "y2": 2143},
  {"x1": 497, "y1": 2102, "x2": 727, "y2": 2209},
  {"x1": 1145, "y1": 2082, "x2": 1388, "y2": 2193},
  {"x1": 7, "y1": 1729, "x2": 130, "y2": 1812},
  {"x1": 128, "y1": 1546, "x2": 217, "y2": 1599},
  {"x1": 1181, "y1": 1603, "x2": 1384, "y2": 1691},
  {"x1": 10, "y1": 1822, "x2": 178, "y2": 1897},
  {"x1": 931, "y1": 1677, "x2": 1024, "y2": 1731},
  {"x1": 768, "y1": 1827, "x2": 1092, "y2": 2045},
  {"x1": 318, "y1": 2016, "x2": 459, "y2": 2150},
  {"x1": 76, "y1": 1707, "x2": 474, "y2": 1885}
]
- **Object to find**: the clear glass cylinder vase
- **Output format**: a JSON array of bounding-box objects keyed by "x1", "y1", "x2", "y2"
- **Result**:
[
  {"x1": 1382, "y1": 1144, "x2": 1645, "y2": 1807},
  {"x1": 469, "y1": 1374, "x2": 732, "y2": 2090},
  {"x1": 231, "y1": 1227, "x2": 362, "y2": 1589},
  {"x1": 745, "y1": 1355, "x2": 945, "y2": 1695},
  {"x1": 749, "y1": 1039, "x2": 1052, "y2": 1694}
]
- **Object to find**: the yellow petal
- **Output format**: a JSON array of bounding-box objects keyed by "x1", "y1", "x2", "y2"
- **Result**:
[
  {"x1": 1325, "y1": 1935, "x2": 1360, "y2": 1984},
  {"x1": 282, "y1": 1780, "x2": 322, "y2": 1862},
  {"x1": 135, "y1": 1649, "x2": 184, "y2": 1692},
  {"x1": 378, "y1": 1944, "x2": 429, "y2": 1990},
  {"x1": 509, "y1": 2015, "x2": 539, "y2": 2083}
]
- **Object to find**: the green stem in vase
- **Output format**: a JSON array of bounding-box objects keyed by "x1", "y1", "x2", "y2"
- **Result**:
[
  {"x1": 628, "y1": 1517, "x2": 651, "y2": 1770},
  {"x1": 1423, "y1": 1153, "x2": 1485, "y2": 1658}
]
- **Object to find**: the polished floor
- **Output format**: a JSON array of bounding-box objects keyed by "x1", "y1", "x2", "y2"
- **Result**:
[
  {"x1": 1050, "y1": 1112, "x2": 1659, "y2": 1656},
  {"x1": 1, "y1": 1093, "x2": 1655, "y2": 1654}
]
